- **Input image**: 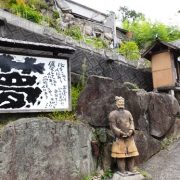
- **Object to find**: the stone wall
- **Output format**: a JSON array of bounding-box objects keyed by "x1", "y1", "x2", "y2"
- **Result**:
[{"x1": 0, "y1": 10, "x2": 153, "y2": 91}]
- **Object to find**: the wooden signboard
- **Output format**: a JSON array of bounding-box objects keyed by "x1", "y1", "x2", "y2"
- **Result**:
[
  {"x1": 151, "y1": 52, "x2": 175, "y2": 89},
  {"x1": 0, "y1": 53, "x2": 71, "y2": 113}
]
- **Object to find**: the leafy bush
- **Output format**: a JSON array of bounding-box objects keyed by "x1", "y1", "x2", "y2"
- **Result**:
[
  {"x1": 64, "y1": 25, "x2": 83, "y2": 40},
  {"x1": 10, "y1": 4, "x2": 42, "y2": 23},
  {"x1": 119, "y1": 41, "x2": 140, "y2": 60},
  {"x1": 123, "y1": 19, "x2": 180, "y2": 48}
]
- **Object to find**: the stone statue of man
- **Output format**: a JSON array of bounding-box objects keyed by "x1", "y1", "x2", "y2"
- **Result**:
[{"x1": 109, "y1": 96, "x2": 139, "y2": 174}]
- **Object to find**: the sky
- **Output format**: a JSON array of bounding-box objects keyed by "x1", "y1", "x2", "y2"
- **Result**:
[{"x1": 72, "y1": 0, "x2": 180, "y2": 27}]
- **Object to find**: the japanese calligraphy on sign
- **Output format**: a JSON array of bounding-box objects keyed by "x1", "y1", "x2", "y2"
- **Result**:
[{"x1": 0, "y1": 53, "x2": 70, "y2": 112}]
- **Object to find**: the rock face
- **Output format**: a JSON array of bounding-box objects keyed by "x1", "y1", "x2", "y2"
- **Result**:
[
  {"x1": 77, "y1": 75, "x2": 179, "y2": 138},
  {"x1": 77, "y1": 75, "x2": 179, "y2": 164},
  {"x1": 148, "y1": 93, "x2": 179, "y2": 138},
  {"x1": 0, "y1": 118, "x2": 96, "y2": 180}
]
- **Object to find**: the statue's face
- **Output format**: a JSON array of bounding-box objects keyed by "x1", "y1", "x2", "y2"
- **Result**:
[{"x1": 116, "y1": 100, "x2": 124, "y2": 108}]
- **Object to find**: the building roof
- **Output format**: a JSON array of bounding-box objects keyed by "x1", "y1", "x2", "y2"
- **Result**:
[
  {"x1": 63, "y1": 0, "x2": 107, "y2": 22},
  {"x1": 0, "y1": 37, "x2": 75, "y2": 54},
  {"x1": 171, "y1": 39, "x2": 180, "y2": 48},
  {"x1": 142, "y1": 38, "x2": 180, "y2": 60}
]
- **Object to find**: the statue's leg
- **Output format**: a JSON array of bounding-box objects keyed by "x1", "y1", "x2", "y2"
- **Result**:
[
  {"x1": 127, "y1": 157, "x2": 134, "y2": 172},
  {"x1": 117, "y1": 158, "x2": 125, "y2": 173}
]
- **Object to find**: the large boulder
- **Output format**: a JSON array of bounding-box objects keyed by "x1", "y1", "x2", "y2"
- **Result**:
[
  {"x1": 77, "y1": 76, "x2": 179, "y2": 138},
  {"x1": 0, "y1": 118, "x2": 96, "y2": 180},
  {"x1": 148, "y1": 93, "x2": 179, "y2": 138},
  {"x1": 77, "y1": 76, "x2": 116, "y2": 127},
  {"x1": 134, "y1": 131, "x2": 161, "y2": 163}
]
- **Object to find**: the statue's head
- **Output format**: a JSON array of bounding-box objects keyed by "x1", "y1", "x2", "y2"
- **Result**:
[{"x1": 115, "y1": 96, "x2": 125, "y2": 109}]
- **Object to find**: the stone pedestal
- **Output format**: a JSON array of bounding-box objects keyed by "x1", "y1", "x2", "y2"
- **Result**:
[{"x1": 111, "y1": 172, "x2": 145, "y2": 180}]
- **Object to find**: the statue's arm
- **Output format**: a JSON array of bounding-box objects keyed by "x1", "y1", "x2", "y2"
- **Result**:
[
  {"x1": 109, "y1": 112, "x2": 125, "y2": 137},
  {"x1": 128, "y1": 112, "x2": 135, "y2": 136}
]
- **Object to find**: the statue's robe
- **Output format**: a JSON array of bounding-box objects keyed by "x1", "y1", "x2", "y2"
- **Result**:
[{"x1": 109, "y1": 109, "x2": 139, "y2": 158}]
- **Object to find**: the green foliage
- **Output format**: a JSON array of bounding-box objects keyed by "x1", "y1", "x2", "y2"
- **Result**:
[
  {"x1": 101, "y1": 169, "x2": 113, "y2": 180},
  {"x1": 123, "y1": 19, "x2": 180, "y2": 48},
  {"x1": 119, "y1": 41, "x2": 140, "y2": 60},
  {"x1": 27, "y1": 0, "x2": 48, "y2": 10},
  {"x1": 10, "y1": 3, "x2": 42, "y2": 23},
  {"x1": 64, "y1": 25, "x2": 83, "y2": 40},
  {"x1": 123, "y1": 82, "x2": 139, "y2": 89},
  {"x1": 119, "y1": 6, "x2": 144, "y2": 22},
  {"x1": 161, "y1": 136, "x2": 178, "y2": 150},
  {"x1": 0, "y1": 0, "x2": 16, "y2": 8},
  {"x1": 48, "y1": 110, "x2": 75, "y2": 121},
  {"x1": 71, "y1": 85, "x2": 82, "y2": 111},
  {"x1": 82, "y1": 175, "x2": 93, "y2": 180},
  {"x1": 85, "y1": 37, "x2": 108, "y2": 49},
  {"x1": 82, "y1": 170, "x2": 113, "y2": 180},
  {"x1": 135, "y1": 167, "x2": 152, "y2": 179},
  {"x1": 0, "y1": 119, "x2": 11, "y2": 130},
  {"x1": 53, "y1": 10, "x2": 60, "y2": 19},
  {"x1": 43, "y1": 15, "x2": 60, "y2": 30},
  {"x1": 0, "y1": 0, "x2": 54, "y2": 25}
]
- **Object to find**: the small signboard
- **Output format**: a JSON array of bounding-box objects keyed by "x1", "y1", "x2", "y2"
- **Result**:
[{"x1": 0, "y1": 53, "x2": 71, "y2": 112}]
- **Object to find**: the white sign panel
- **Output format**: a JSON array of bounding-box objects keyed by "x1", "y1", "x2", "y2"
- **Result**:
[{"x1": 0, "y1": 53, "x2": 70, "y2": 112}]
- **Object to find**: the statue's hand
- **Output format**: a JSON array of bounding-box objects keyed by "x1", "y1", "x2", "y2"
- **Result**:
[
  {"x1": 127, "y1": 130, "x2": 133, "y2": 137},
  {"x1": 120, "y1": 131, "x2": 128, "y2": 138}
]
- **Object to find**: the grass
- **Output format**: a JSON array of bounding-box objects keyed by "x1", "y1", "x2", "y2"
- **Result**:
[
  {"x1": 0, "y1": 120, "x2": 9, "y2": 129},
  {"x1": 82, "y1": 175, "x2": 93, "y2": 180},
  {"x1": 135, "y1": 167, "x2": 152, "y2": 179},
  {"x1": 82, "y1": 169, "x2": 113, "y2": 180},
  {"x1": 27, "y1": 0, "x2": 49, "y2": 10},
  {"x1": 123, "y1": 82, "x2": 139, "y2": 90},
  {"x1": 85, "y1": 37, "x2": 108, "y2": 49},
  {"x1": 0, "y1": 0, "x2": 58, "y2": 25},
  {"x1": 10, "y1": 3, "x2": 43, "y2": 23},
  {"x1": 161, "y1": 135, "x2": 178, "y2": 150},
  {"x1": 0, "y1": 118, "x2": 16, "y2": 131},
  {"x1": 64, "y1": 25, "x2": 83, "y2": 41}
]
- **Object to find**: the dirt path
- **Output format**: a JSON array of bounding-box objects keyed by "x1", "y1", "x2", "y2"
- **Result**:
[{"x1": 141, "y1": 139, "x2": 180, "y2": 180}]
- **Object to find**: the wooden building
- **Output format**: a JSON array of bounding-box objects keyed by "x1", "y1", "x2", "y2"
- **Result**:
[{"x1": 142, "y1": 39, "x2": 180, "y2": 91}]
